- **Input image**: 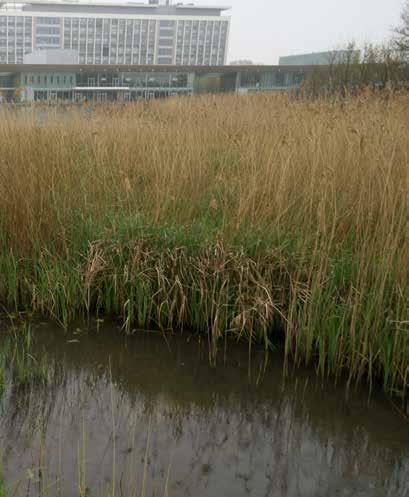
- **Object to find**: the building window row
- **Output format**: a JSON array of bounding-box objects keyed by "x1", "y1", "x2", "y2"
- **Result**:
[
  {"x1": 63, "y1": 17, "x2": 157, "y2": 64},
  {"x1": 0, "y1": 15, "x2": 33, "y2": 63},
  {"x1": 0, "y1": 15, "x2": 229, "y2": 66},
  {"x1": 23, "y1": 73, "x2": 74, "y2": 85}
]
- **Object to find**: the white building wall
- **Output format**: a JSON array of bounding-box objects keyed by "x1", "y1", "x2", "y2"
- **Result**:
[{"x1": 24, "y1": 48, "x2": 78, "y2": 64}]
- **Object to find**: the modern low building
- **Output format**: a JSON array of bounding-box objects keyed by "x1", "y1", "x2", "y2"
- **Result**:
[
  {"x1": 0, "y1": 0, "x2": 230, "y2": 66},
  {"x1": 279, "y1": 50, "x2": 360, "y2": 66},
  {"x1": 0, "y1": 63, "x2": 312, "y2": 102}
]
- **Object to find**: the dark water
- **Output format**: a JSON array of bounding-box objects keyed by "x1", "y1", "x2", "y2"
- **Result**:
[{"x1": 1, "y1": 321, "x2": 408, "y2": 497}]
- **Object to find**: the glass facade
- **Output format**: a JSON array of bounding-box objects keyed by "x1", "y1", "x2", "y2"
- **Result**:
[
  {"x1": 1, "y1": 66, "x2": 309, "y2": 103},
  {"x1": 61, "y1": 16, "x2": 228, "y2": 65},
  {"x1": 173, "y1": 19, "x2": 228, "y2": 65},
  {"x1": 0, "y1": 10, "x2": 229, "y2": 66},
  {"x1": 35, "y1": 16, "x2": 61, "y2": 50},
  {"x1": 17, "y1": 69, "x2": 194, "y2": 102},
  {"x1": 239, "y1": 70, "x2": 305, "y2": 90},
  {"x1": 0, "y1": 15, "x2": 33, "y2": 64},
  {"x1": 74, "y1": 70, "x2": 190, "y2": 88},
  {"x1": 21, "y1": 70, "x2": 76, "y2": 88}
]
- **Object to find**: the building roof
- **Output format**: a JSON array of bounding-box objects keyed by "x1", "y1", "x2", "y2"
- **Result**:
[
  {"x1": 175, "y1": 4, "x2": 230, "y2": 10},
  {"x1": 0, "y1": 1, "x2": 231, "y2": 12},
  {"x1": 0, "y1": 63, "x2": 319, "y2": 74},
  {"x1": 0, "y1": 1, "x2": 154, "y2": 7}
]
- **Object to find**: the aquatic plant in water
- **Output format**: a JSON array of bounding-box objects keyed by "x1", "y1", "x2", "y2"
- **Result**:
[
  {"x1": 0, "y1": 93, "x2": 407, "y2": 397},
  {"x1": 0, "y1": 323, "x2": 48, "y2": 390}
]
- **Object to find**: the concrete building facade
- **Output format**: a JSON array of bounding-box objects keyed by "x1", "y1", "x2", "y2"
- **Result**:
[{"x1": 0, "y1": 0, "x2": 230, "y2": 66}]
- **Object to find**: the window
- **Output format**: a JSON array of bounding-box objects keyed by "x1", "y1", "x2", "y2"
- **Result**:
[
  {"x1": 160, "y1": 28, "x2": 174, "y2": 37},
  {"x1": 158, "y1": 57, "x2": 172, "y2": 65},
  {"x1": 36, "y1": 17, "x2": 60, "y2": 25},
  {"x1": 158, "y1": 48, "x2": 172, "y2": 56},
  {"x1": 159, "y1": 38, "x2": 173, "y2": 47}
]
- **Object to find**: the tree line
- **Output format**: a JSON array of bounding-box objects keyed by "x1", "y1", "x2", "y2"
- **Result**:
[{"x1": 303, "y1": 1, "x2": 409, "y2": 95}]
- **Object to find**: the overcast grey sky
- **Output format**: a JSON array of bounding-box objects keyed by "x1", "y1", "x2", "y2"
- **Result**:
[{"x1": 199, "y1": 0, "x2": 405, "y2": 64}]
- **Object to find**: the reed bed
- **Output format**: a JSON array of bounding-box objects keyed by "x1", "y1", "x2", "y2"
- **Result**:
[{"x1": 0, "y1": 92, "x2": 407, "y2": 396}]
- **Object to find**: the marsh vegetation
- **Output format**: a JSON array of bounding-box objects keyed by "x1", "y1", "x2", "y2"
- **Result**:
[{"x1": 0, "y1": 93, "x2": 408, "y2": 397}]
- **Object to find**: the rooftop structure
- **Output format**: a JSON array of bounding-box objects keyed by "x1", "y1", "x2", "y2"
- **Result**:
[{"x1": 0, "y1": 0, "x2": 231, "y2": 65}]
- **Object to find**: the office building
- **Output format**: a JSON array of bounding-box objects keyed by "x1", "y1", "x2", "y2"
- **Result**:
[{"x1": 0, "y1": 0, "x2": 230, "y2": 65}]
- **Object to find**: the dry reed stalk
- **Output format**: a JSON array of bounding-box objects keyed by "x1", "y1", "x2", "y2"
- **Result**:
[{"x1": 0, "y1": 92, "x2": 407, "y2": 395}]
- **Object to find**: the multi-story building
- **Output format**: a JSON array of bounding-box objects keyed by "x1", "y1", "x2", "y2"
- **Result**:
[{"x1": 0, "y1": 0, "x2": 230, "y2": 65}]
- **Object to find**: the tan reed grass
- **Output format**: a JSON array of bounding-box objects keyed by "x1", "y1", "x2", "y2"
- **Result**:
[{"x1": 0, "y1": 92, "x2": 407, "y2": 395}]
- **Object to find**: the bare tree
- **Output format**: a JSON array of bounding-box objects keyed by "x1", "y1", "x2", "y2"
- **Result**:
[
  {"x1": 302, "y1": 40, "x2": 409, "y2": 98},
  {"x1": 395, "y1": 0, "x2": 409, "y2": 55}
]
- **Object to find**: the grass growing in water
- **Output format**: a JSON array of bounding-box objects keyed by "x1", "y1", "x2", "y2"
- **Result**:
[
  {"x1": 0, "y1": 93, "x2": 407, "y2": 396},
  {"x1": 0, "y1": 322, "x2": 48, "y2": 389}
]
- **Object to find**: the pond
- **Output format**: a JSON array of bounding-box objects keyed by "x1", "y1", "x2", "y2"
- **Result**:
[{"x1": 1, "y1": 321, "x2": 408, "y2": 497}]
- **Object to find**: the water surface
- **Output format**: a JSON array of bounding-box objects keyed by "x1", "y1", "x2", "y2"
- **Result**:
[{"x1": 1, "y1": 321, "x2": 408, "y2": 497}]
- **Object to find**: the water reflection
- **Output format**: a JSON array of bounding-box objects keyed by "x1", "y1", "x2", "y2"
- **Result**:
[{"x1": 1, "y1": 323, "x2": 408, "y2": 497}]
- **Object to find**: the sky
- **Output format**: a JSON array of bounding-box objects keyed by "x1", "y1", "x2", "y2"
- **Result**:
[{"x1": 196, "y1": 0, "x2": 405, "y2": 64}]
